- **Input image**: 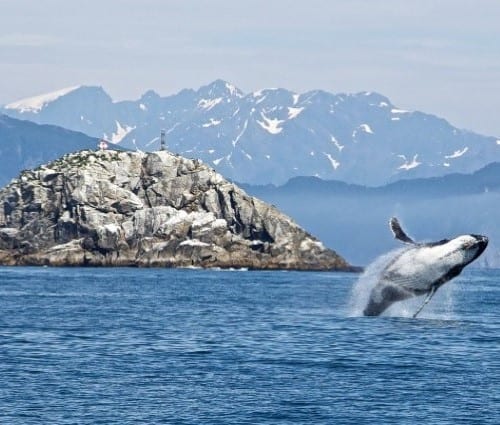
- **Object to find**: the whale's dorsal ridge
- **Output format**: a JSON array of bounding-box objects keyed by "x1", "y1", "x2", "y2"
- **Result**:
[{"x1": 389, "y1": 217, "x2": 416, "y2": 244}]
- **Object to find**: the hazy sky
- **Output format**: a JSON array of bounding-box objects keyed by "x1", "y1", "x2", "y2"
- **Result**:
[{"x1": 1, "y1": 0, "x2": 499, "y2": 135}]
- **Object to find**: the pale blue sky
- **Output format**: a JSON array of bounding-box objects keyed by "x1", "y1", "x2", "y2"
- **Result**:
[{"x1": 1, "y1": 0, "x2": 499, "y2": 135}]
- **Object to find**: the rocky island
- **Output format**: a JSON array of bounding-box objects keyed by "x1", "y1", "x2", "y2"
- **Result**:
[{"x1": 0, "y1": 149, "x2": 354, "y2": 270}]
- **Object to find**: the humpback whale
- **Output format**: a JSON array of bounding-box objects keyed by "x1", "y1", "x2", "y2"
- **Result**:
[{"x1": 363, "y1": 218, "x2": 488, "y2": 317}]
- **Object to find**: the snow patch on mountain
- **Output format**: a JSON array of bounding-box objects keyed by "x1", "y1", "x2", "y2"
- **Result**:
[
  {"x1": 242, "y1": 150, "x2": 252, "y2": 160},
  {"x1": 257, "y1": 114, "x2": 284, "y2": 135},
  {"x1": 202, "y1": 119, "x2": 222, "y2": 128},
  {"x1": 398, "y1": 154, "x2": 421, "y2": 170},
  {"x1": 145, "y1": 137, "x2": 159, "y2": 147},
  {"x1": 198, "y1": 98, "x2": 222, "y2": 110},
  {"x1": 445, "y1": 147, "x2": 468, "y2": 159},
  {"x1": 330, "y1": 135, "x2": 344, "y2": 152},
  {"x1": 225, "y1": 82, "x2": 243, "y2": 98},
  {"x1": 352, "y1": 124, "x2": 374, "y2": 139},
  {"x1": 107, "y1": 121, "x2": 135, "y2": 143},
  {"x1": 287, "y1": 107, "x2": 304, "y2": 119},
  {"x1": 232, "y1": 120, "x2": 248, "y2": 147},
  {"x1": 5, "y1": 86, "x2": 81, "y2": 113},
  {"x1": 391, "y1": 108, "x2": 410, "y2": 114},
  {"x1": 359, "y1": 124, "x2": 374, "y2": 134},
  {"x1": 323, "y1": 153, "x2": 340, "y2": 170},
  {"x1": 255, "y1": 95, "x2": 267, "y2": 105}
]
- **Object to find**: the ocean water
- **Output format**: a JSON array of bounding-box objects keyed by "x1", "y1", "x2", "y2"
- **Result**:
[{"x1": 0, "y1": 267, "x2": 498, "y2": 424}]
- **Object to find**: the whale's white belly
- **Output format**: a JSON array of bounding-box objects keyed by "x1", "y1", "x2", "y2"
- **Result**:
[{"x1": 382, "y1": 245, "x2": 466, "y2": 293}]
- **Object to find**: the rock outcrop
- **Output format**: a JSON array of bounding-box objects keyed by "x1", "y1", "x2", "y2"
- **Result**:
[{"x1": 0, "y1": 149, "x2": 353, "y2": 270}]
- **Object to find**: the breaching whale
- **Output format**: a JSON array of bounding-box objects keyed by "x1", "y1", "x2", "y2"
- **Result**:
[{"x1": 363, "y1": 217, "x2": 488, "y2": 317}]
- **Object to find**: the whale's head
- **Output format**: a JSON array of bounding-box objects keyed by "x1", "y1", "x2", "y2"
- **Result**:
[
  {"x1": 430, "y1": 234, "x2": 488, "y2": 268},
  {"x1": 460, "y1": 234, "x2": 488, "y2": 265}
]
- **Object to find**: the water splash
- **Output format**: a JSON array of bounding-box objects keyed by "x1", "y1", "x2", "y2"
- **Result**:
[
  {"x1": 348, "y1": 248, "x2": 402, "y2": 316},
  {"x1": 348, "y1": 248, "x2": 456, "y2": 319}
]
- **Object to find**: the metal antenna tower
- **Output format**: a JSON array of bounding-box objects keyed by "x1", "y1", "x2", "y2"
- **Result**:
[{"x1": 160, "y1": 129, "x2": 166, "y2": 151}]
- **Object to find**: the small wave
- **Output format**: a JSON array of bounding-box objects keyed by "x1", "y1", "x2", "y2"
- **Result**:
[{"x1": 209, "y1": 267, "x2": 249, "y2": 272}]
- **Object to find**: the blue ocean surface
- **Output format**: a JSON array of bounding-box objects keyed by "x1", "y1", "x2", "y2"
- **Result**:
[{"x1": 0, "y1": 267, "x2": 498, "y2": 424}]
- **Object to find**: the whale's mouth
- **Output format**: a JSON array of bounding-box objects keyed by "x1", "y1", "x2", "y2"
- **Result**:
[{"x1": 467, "y1": 234, "x2": 488, "y2": 263}]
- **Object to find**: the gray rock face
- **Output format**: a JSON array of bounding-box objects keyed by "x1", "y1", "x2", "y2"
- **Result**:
[{"x1": 0, "y1": 150, "x2": 353, "y2": 270}]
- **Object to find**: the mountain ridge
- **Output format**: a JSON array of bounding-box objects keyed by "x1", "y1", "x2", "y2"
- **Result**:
[
  {"x1": 242, "y1": 162, "x2": 500, "y2": 266},
  {"x1": 4, "y1": 80, "x2": 498, "y2": 186},
  {"x1": 241, "y1": 161, "x2": 500, "y2": 198},
  {"x1": 0, "y1": 113, "x2": 99, "y2": 187}
]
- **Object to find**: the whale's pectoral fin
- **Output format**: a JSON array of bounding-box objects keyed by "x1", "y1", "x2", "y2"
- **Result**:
[
  {"x1": 390, "y1": 217, "x2": 416, "y2": 244},
  {"x1": 412, "y1": 285, "x2": 437, "y2": 318}
]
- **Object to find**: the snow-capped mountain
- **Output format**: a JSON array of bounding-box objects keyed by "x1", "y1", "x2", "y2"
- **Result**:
[
  {"x1": 3, "y1": 80, "x2": 499, "y2": 185},
  {"x1": 0, "y1": 114, "x2": 98, "y2": 187}
]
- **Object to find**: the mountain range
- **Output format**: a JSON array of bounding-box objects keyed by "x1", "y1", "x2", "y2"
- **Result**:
[{"x1": 3, "y1": 80, "x2": 499, "y2": 186}]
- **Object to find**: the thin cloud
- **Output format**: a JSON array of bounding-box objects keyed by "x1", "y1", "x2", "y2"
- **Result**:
[{"x1": 0, "y1": 33, "x2": 61, "y2": 48}]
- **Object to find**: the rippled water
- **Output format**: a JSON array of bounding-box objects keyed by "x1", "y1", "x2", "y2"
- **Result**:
[{"x1": 0, "y1": 267, "x2": 498, "y2": 424}]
